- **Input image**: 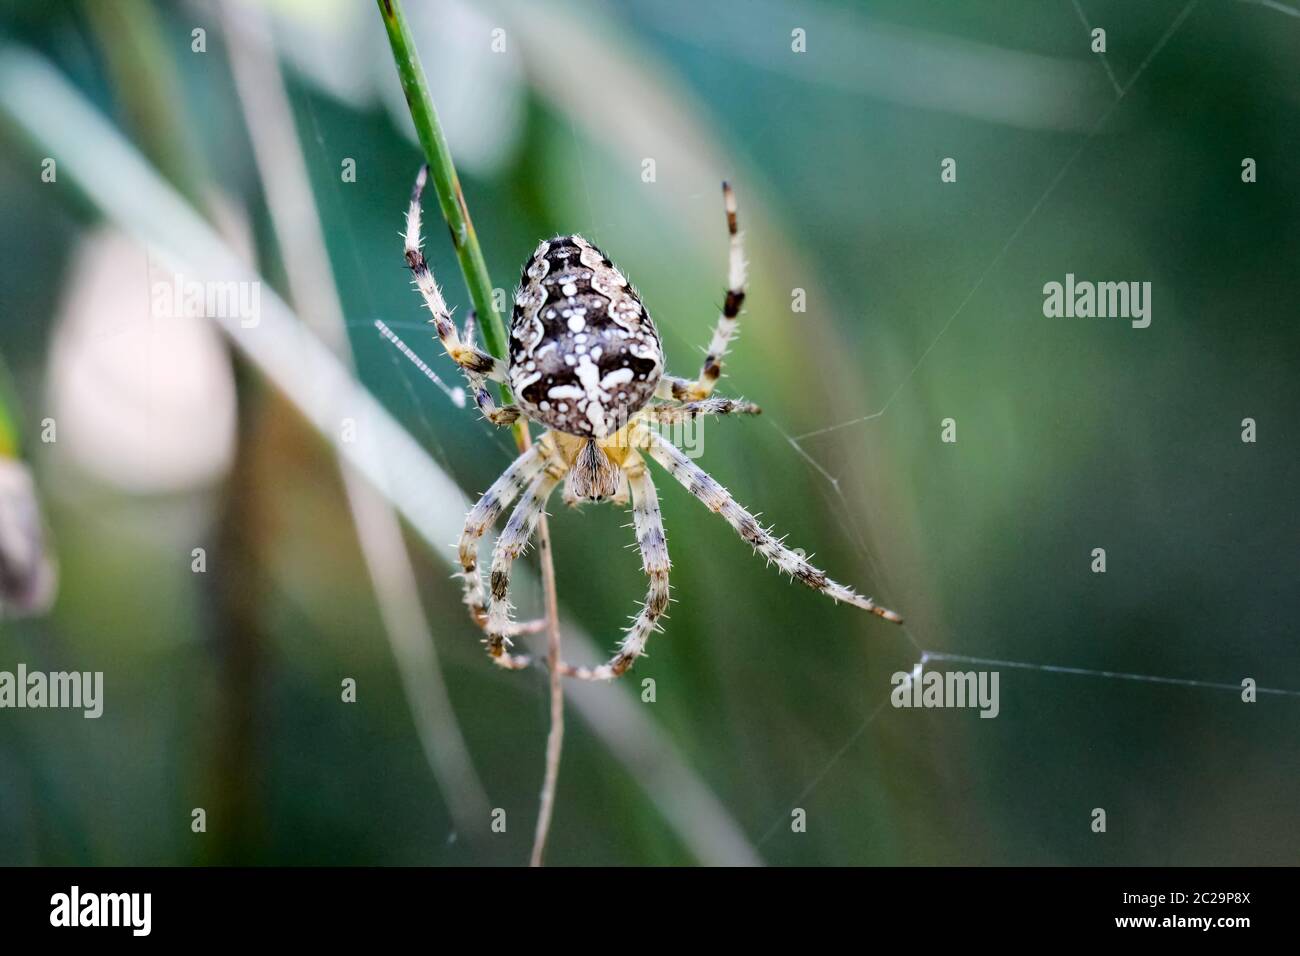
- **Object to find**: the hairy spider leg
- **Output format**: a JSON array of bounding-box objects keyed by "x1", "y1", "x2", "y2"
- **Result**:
[
  {"x1": 405, "y1": 166, "x2": 520, "y2": 427},
  {"x1": 558, "y1": 456, "x2": 669, "y2": 681},
  {"x1": 458, "y1": 309, "x2": 521, "y2": 426},
  {"x1": 485, "y1": 462, "x2": 566, "y2": 668},
  {"x1": 642, "y1": 397, "x2": 761, "y2": 424},
  {"x1": 687, "y1": 181, "x2": 747, "y2": 400},
  {"x1": 458, "y1": 443, "x2": 550, "y2": 639},
  {"x1": 642, "y1": 429, "x2": 902, "y2": 623}
]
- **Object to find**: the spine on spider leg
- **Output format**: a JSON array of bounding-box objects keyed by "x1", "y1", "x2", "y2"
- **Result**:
[
  {"x1": 646, "y1": 397, "x2": 762, "y2": 424},
  {"x1": 614, "y1": 472, "x2": 671, "y2": 673},
  {"x1": 555, "y1": 570, "x2": 667, "y2": 682}
]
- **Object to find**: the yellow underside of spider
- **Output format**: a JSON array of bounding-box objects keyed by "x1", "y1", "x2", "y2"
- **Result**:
[{"x1": 544, "y1": 416, "x2": 649, "y2": 471}]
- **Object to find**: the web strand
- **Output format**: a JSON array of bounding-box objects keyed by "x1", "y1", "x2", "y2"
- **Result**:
[
  {"x1": 375, "y1": 318, "x2": 466, "y2": 408},
  {"x1": 920, "y1": 651, "x2": 1300, "y2": 699},
  {"x1": 789, "y1": 0, "x2": 1201, "y2": 443},
  {"x1": 756, "y1": 4, "x2": 1221, "y2": 855}
]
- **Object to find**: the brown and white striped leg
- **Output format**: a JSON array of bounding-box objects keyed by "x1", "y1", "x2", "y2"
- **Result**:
[
  {"x1": 687, "y1": 181, "x2": 746, "y2": 400},
  {"x1": 642, "y1": 430, "x2": 902, "y2": 623},
  {"x1": 458, "y1": 443, "x2": 547, "y2": 637},
  {"x1": 643, "y1": 397, "x2": 761, "y2": 425},
  {"x1": 485, "y1": 466, "x2": 565, "y2": 669},
  {"x1": 559, "y1": 459, "x2": 669, "y2": 680},
  {"x1": 654, "y1": 375, "x2": 695, "y2": 402},
  {"x1": 404, "y1": 165, "x2": 507, "y2": 384},
  {"x1": 463, "y1": 375, "x2": 521, "y2": 426},
  {"x1": 458, "y1": 310, "x2": 521, "y2": 426}
]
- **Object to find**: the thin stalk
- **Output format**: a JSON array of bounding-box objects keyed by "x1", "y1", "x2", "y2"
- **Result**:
[
  {"x1": 529, "y1": 530, "x2": 564, "y2": 867},
  {"x1": 376, "y1": 0, "x2": 565, "y2": 866},
  {"x1": 375, "y1": 0, "x2": 512, "y2": 399}
]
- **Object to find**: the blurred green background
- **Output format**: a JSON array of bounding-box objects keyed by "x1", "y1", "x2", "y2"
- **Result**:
[{"x1": 0, "y1": 0, "x2": 1296, "y2": 865}]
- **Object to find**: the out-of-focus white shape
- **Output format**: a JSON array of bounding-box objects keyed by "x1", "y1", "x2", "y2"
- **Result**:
[
  {"x1": 258, "y1": 0, "x2": 374, "y2": 107},
  {"x1": 375, "y1": 0, "x2": 526, "y2": 174},
  {"x1": 47, "y1": 228, "x2": 237, "y2": 493},
  {"x1": 0, "y1": 458, "x2": 57, "y2": 617},
  {"x1": 257, "y1": 0, "x2": 525, "y2": 175}
]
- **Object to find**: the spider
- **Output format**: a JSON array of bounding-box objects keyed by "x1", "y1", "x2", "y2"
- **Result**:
[{"x1": 402, "y1": 165, "x2": 901, "y2": 681}]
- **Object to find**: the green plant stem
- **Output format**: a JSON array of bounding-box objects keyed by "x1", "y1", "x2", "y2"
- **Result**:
[
  {"x1": 376, "y1": 0, "x2": 514, "y2": 409},
  {"x1": 0, "y1": 353, "x2": 23, "y2": 457},
  {"x1": 376, "y1": 0, "x2": 566, "y2": 867}
]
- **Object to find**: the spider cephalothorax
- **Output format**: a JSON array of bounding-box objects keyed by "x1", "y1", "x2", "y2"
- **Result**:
[{"x1": 402, "y1": 165, "x2": 901, "y2": 681}]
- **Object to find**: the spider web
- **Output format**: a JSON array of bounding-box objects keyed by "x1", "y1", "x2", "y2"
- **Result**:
[{"x1": 752, "y1": 0, "x2": 1300, "y2": 852}]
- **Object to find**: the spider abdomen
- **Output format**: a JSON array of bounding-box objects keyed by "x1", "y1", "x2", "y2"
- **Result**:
[{"x1": 509, "y1": 235, "x2": 663, "y2": 438}]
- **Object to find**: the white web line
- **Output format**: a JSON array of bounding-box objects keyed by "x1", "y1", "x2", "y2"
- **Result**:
[
  {"x1": 757, "y1": 695, "x2": 892, "y2": 848},
  {"x1": 758, "y1": 1, "x2": 1217, "y2": 851},
  {"x1": 1237, "y1": 0, "x2": 1300, "y2": 17},
  {"x1": 920, "y1": 650, "x2": 1300, "y2": 698},
  {"x1": 769, "y1": 417, "x2": 920, "y2": 655},
  {"x1": 758, "y1": 646, "x2": 1299, "y2": 848},
  {"x1": 1071, "y1": 0, "x2": 1124, "y2": 96},
  {"x1": 791, "y1": 0, "x2": 1201, "y2": 444},
  {"x1": 375, "y1": 318, "x2": 466, "y2": 408}
]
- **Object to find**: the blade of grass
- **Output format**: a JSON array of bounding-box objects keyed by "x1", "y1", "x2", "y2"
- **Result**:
[
  {"x1": 376, "y1": 0, "x2": 564, "y2": 867},
  {"x1": 375, "y1": 0, "x2": 511, "y2": 393}
]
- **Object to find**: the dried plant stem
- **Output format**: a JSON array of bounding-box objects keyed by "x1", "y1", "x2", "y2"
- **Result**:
[
  {"x1": 530, "y1": 532, "x2": 564, "y2": 867},
  {"x1": 376, "y1": 0, "x2": 565, "y2": 865}
]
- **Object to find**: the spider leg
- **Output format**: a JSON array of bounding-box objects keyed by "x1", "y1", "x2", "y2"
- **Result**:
[
  {"x1": 643, "y1": 397, "x2": 761, "y2": 424},
  {"x1": 641, "y1": 430, "x2": 903, "y2": 623},
  {"x1": 654, "y1": 375, "x2": 696, "y2": 402},
  {"x1": 464, "y1": 375, "x2": 522, "y2": 427},
  {"x1": 685, "y1": 181, "x2": 746, "y2": 400},
  {"x1": 458, "y1": 443, "x2": 549, "y2": 637},
  {"x1": 458, "y1": 310, "x2": 522, "y2": 426},
  {"x1": 485, "y1": 464, "x2": 565, "y2": 669},
  {"x1": 404, "y1": 165, "x2": 509, "y2": 385},
  {"x1": 559, "y1": 455, "x2": 669, "y2": 680}
]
